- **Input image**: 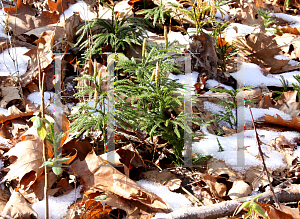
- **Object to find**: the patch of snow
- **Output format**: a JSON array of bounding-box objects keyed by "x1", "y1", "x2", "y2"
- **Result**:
[
  {"x1": 230, "y1": 63, "x2": 282, "y2": 87},
  {"x1": 0, "y1": 9, "x2": 10, "y2": 39},
  {"x1": 136, "y1": 180, "x2": 191, "y2": 211},
  {"x1": 32, "y1": 186, "x2": 82, "y2": 219},
  {"x1": 274, "y1": 54, "x2": 299, "y2": 66},
  {"x1": 215, "y1": 5, "x2": 230, "y2": 20},
  {"x1": 61, "y1": 1, "x2": 97, "y2": 22},
  {"x1": 168, "y1": 72, "x2": 199, "y2": 93},
  {"x1": 204, "y1": 101, "x2": 292, "y2": 123},
  {"x1": 271, "y1": 13, "x2": 300, "y2": 28},
  {"x1": 0, "y1": 107, "x2": 8, "y2": 116},
  {"x1": 205, "y1": 79, "x2": 234, "y2": 90},
  {"x1": 193, "y1": 126, "x2": 300, "y2": 172},
  {"x1": 168, "y1": 32, "x2": 189, "y2": 45},
  {"x1": 27, "y1": 92, "x2": 63, "y2": 115},
  {"x1": 0, "y1": 47, "x2": 30, "y2": 76}
]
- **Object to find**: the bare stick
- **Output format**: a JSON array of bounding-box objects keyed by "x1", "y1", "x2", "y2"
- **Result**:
[
  {"x1": 248, "y1": 105, "x2": 280, "y2": 209},
  {"x1": 38, "y1": 54, "x2": 49, "y2": 219}
]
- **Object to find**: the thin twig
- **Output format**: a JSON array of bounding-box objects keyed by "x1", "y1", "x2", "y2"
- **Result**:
[
  {"x1": 38, "y1": 54, "x2": 49, "y2": 219},
  {"x1": 248, "y1": 105, "x2": 281, "y2": 209}
]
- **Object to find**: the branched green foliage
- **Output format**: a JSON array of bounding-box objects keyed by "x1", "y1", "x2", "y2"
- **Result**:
[
  {"x1": 69, "y1": 63, "x2": 108, "y2": 142},
  {"x1": 257, "y1": 8, "x2": 282, "y2": 36},
  {"x1": 115, "y1": 55, "x2": 204, "y2": 164},
  {"x1": 136, "y1": 0, "x2": 171, "y2": 27},
  {"x1": 115, "y1": 40, "x2": 184, "y2": 80},
  {"x1": 31, "y1": 114, "x2": 69, "y2": 177},
  {"x1": 257, "y1": 8, "x2": 278, "y2": 28},
  {"x1": 273, "y1": 75, "x2": 289, "y2": 101},
  {"x1": 292, "y1": 75, "x2": 300, "y2": 102},
  {"x1": 210, "y1": 21, "x2": 247, "y2": 71},
  {"x1": 234, "y1": 194, "x2": 267, "y2": 218},
  {"x1": 44, "y1": 122, "x2": 69, "y2": 177},
  {"x1": 170, "y1": 0, "x2": 226, "y2": 35},
  {"x1": 209, "y1": 86, "x2": 253, "y2": 129},
  {"x1": 76, "y1": 3, "x2": 149, "y2": 57}
]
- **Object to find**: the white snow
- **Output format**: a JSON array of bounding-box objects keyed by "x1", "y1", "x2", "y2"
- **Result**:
[
  {"x1": 60, "y1": 1, "x2": 97, "y2": 22},
  {"x1": 0, "y1": 9, "x2": 10, "y2": 39},
  {"x1": 0, "y1": 107, "x2": 8, "y2": 116},
  {"x1": 32, "y1": 186, "x2": 82, "y2": 219},
  {"x1": 205, "y1": 79, "x2": 234, "y2": 90},
  {"x1": 271, "y1": 13, "x2": 300, "y2": 28},
  {"x1": 136, "y1": 180, "x2": 191, "y2": 210},
  {"x1": 192, "y1": 126, "x2": 300, "y2": 172},
  {"x1": 230, "y1": 62, "x2": 300, "y2": 87},
  {"x1": 215, "y1": 5, "x2": 230, "y2": 21},
  {"x1": 27, "y1": 92, "x2": 63, "y2": 115},
  {"x1": 274, "y1": 54, "x2": 299, "y2": 66},
  {"x1": 0, "y1": 47, "x2": 30, "y2": 76}
]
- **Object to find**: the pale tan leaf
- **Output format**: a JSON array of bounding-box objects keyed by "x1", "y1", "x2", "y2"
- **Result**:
[
  {"x1": 4, "y1": 139, "x2": 44, "y2": 190},
  {"x1": 2, "y1": 190, "x2": 38, "y2": 219},
  {"x1": 71, "y1": 150, "x2": 171, "y2": 216}
]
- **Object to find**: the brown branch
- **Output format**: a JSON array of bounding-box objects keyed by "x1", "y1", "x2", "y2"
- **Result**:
[
  {"x1": 165, "y1": 184, "x2": 300, "y2": 219},
  {"x1": 248, "y1": 105, "x2": 280, "y2": 209}
]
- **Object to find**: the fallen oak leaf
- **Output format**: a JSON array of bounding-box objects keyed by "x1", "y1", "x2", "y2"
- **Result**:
[
  {"x1": 4, "y1": 0, "x2": 59, "y2": 36},
  {"x1": 0, "y1": 105, "x2": 34, "y2": 124},
  {"x1": 2, "y1": 190, "x2": 38, "y2": 219},
  {"x1": 263, "y1": 114, "x2": 300, "y2": 130},
  {"x1": 71, "y1": 150, "x2": 171, "y2": 216},
  {"x1": 257, "y1": 202, "x2": 294, "y2": 219},
  {"x1": 3, "y1": 138, "x2": 45, "y2": 191}
]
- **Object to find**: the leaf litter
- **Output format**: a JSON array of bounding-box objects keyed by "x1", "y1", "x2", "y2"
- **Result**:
[{"x1": 2, "y1": 0, "x2": 300, "y2": 218}]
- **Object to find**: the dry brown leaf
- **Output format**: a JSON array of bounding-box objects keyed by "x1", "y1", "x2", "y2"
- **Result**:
[
  {"x1": 0, "y1": 187, "x2": 9, "y2": 212},
  {"x1": 21, "y1": 172, "x2": 57, "y2": 203},
  {"x1": 116, "y1": 144, "x2": 145, "y2": 177},
  {"x1": 269, "y1": 135, "x2": 295, "y2": 151},
  {"x1": 203, "y1": 174, "x2": 227, "y2": 199},
  {"x1": 234, "y1": 28, "x2": 298, "y2": 73},
  {"x1": 207, "y1": 158, "x2": 242, "y2": 181},
  {"x1": 48, "y1": 0, "x2": 73, "y2": 15},
  {"x1": 259, "y1": 93, "x2": 275, "y2": 109},
  {"x1": 274, "y1": 34, "x2": 300, "y2": 60},
  {"x1": 189, "y1": 33, "x2": 220, "y2": 80},
  {"x1": 234, "y1": 4, "x2": 264, "y2": 26},
  {"x1": 63, "y1": 139, "x2": 92, "y2": 161},
  {"x1": 245, "y1": 28, "x2": 289, "y2": 73},
  {"x1": 275, "y1": 91, "x2": 300, "y2": 117},
  {"x1": 3, "y1": 138, "x2": 44, "y2": 190},
  {"x1": 11, "y1": 118, "x2": 29, "y2": 138},
  {"x1": 71, "y1": 150, "x2": 171, "y2": 216},
  {"x1": 0, "y1": 122, "x2": 11, "y2": 139},
  {"x1": 279, "y1": 204, "x2": 300, "y2": 218},
  {"x1": 0, "y1": 86, "x2": 22, "y2": 108},
  {"x1": 244, "y1": 167, "x2": 270, "y2": 191},
  {"x1": 2, "y1": 190, "x2": 38, "y2": 219},
  {"x1": 278, "y1": 25, "x2": 300, "y2": 35},
  {"x1": 263, "y1": 114, "x2": 300, "y2": 130},
  {"x1": 23, "y1": 27, "x2": 65, "y2": 87},
  {"x1": 257, "y1": 202, "x2": 294, "y2": 219},
  {"x1": 0, "y1": 105, "x2": 34, "y2": 124},
  {"x1": 191, "y1": 186, "x2": 215, "y2": 205},
  {"x1": 81, "y1": 198, "x2": 114, "y2": 218},
  {"x1": 228, "y1": 180, "x2": 251, "y2": 200},
  {"x1": 4, "y1": 0, "x2": 59, "y2": 36},
  {"x1": 64, "y1": 12, "x2": 81, "y2": 42}
]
